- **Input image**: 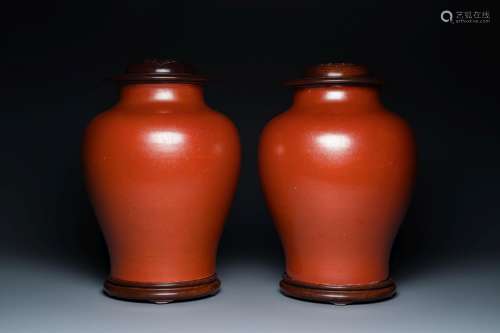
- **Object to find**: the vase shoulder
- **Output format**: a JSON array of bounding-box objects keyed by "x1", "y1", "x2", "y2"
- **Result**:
[
  {"x1": 85, "y1": 106, "x2": 239, "y2": 158},
  {"x1": 261, "y1": 106, "x2": 414, "y2": 159}
]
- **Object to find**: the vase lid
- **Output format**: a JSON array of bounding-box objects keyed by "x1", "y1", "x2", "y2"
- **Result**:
[
  {"x1": 286, "y1": 63, "x2": 380, "y2": 87},
  {"x1": 114, "y1": 59, "x2": 207, "y2": 84}
]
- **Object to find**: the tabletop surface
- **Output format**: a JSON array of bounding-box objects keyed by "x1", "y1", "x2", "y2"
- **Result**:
[{"x1": 1, "y1": 254, "x2": 498, "y2": 333}]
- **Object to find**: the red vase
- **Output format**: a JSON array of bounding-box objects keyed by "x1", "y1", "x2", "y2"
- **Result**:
[
  {"x1": 83, "y1": 60, "x2": 240, "y2": 303},
  {"x1": 259, "y1": 63, "x2": 415, "y2": 304}
]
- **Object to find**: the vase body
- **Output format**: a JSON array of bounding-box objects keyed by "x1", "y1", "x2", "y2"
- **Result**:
[
  {"x1": 259, "y1": 64, "x2": 415, "y2": 304},
  {"x1": 83, "y1": 61, "x2": 240, "y2": 303}
]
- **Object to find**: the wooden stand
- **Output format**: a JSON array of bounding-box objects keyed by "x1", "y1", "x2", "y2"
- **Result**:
[
  {"x1": 280, "y1": 274, "x2": 396, "y2": 305},
  {"x1": 104, "y1": 274, "x2": 220, "y2": 304}
]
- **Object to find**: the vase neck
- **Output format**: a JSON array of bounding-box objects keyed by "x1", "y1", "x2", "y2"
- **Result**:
[
  {"x1": 292, "y1": 86, "x2": 381, "y2": 109},
  {"x1": 118, "y1": 83, "x2": 205, "y2": 107}
]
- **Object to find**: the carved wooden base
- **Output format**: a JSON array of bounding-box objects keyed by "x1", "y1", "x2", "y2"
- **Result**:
[
  {"x1": 280, "y1": 274, "x2": 396, "y2": 305},
  {"x1": 104, "y1": 274, "x2": 220, "y2": 304}
]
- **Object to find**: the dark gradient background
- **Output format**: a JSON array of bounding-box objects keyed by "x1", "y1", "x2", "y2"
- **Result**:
[{"x1": 1, "y1": 1, "x2": 499, "y2": 332}]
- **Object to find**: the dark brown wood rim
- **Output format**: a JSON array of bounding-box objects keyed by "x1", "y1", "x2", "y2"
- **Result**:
[
  {"x1": 103, "y1": 274, "x2": 220, "y2": 304},
  {"x1": 113, "y1": 74, "x2": 207, "y2": 84},
  {"x1": 280, "y1": 273, "x2": 396, "y2": 305},
  {"x1": 285, "y1": 77, "x2": 382, "y2": 87}
]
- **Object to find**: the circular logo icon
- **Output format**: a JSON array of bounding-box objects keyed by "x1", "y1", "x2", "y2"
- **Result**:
[{"x1": 441, "y1": 10, "x2": 453, "y2": 23}]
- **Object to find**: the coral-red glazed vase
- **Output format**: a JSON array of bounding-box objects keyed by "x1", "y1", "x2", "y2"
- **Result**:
[
  {"x1": 83, "y1": 60, "x2": 240, "y2": 303},
  {"x1": 259, "y1": 63, "x2": 415, "y2": 304}
]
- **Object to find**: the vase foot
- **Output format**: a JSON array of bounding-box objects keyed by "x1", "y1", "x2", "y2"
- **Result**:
[
  {"x1": 280, "y1": 273, "x2": 396, "y2": 305},
  {"x1": 103, "y1": 274, "x2": 220, "y2": 303}
]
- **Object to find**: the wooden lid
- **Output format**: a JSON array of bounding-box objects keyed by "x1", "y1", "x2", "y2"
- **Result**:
[
  {"x1": 115, "y1": 59, "x2": 207, "y2": 84},
  {"x1": 286, "y1": 63, "x2": 380, "y2": 87}
]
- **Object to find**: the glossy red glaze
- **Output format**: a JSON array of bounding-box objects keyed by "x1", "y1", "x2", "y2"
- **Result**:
[
  {"x1": 259, "y1": 65, "x2": 415, "y2": 286},
  {"x1": 83, "y1": 82, "x2": 240, "y2": 283}
]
